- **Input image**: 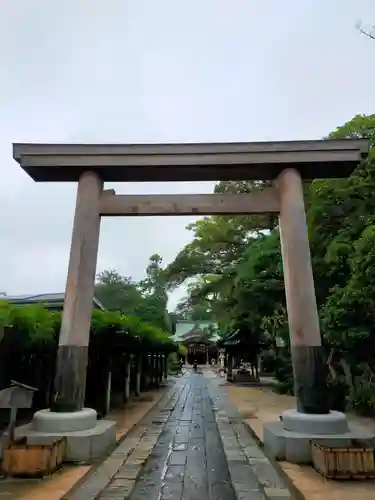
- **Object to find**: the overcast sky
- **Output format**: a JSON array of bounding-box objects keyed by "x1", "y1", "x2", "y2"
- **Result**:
[{"x1": 0, "y1": 0, "x2": 374, "y2": 310}]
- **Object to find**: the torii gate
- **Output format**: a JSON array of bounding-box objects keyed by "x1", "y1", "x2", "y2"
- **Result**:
[{"x1": 13, "y1": 140, "x2": 368, "y2": 420}]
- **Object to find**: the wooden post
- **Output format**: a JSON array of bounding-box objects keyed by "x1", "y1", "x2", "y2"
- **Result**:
[
  {"x1": 147, "y1": 354, "x2": 152, "y2": 388},
  {"x1": 226, "y1": 354, "x2": 233, "y2": 382},
  {"x1": 159, "y1": 354, "x2": 162, "y2": 381},
  {"x1": 104, "y1": 370, "x2": 111, "y2": 416},
  {"x1": 8, "y1": 406, "x2": 17, "y2": 443},
  {"x1": 124, "y1": 357, "x2": 131, "y2": 403},
  {"x1": 159, "y1": 354, "x2": 164, "y2": 383},
  {"x1": 135, "y1": 355, "x2": 142, "y2": 396},
  {"x1": 148, "y1": 354, "x2": 153, "y2": 388},
  {"x1": 141, "y1": 354, "x2": 149, "y2": 391},
  {"x1": 163, "y1": 354, "x2": 168, "y2": 379},
  {"x1": 277, "y1": 168, "x2": 329, "y2": 414},
  {"x1": 51, "y1": 171, "x2": 103, "y2": 412},
  {"x1": 154, "y1": 354, "x2": 160, "y2": 388},
  {"x1": 149, "y1": 354, "x2": 155, "y2": 387},
  {"x1": 156, "y1": 354, "x2": 161, "y2": 385}
]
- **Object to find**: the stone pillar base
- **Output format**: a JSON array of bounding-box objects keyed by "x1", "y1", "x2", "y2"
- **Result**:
[
  {"x1": 282, "y1": 409, "x2": 348, "y2": 434},
  {"x1": 15, "y1": 408, "x2": 116, "y2": 463},
  {"x1": 263, "y1": 408, "x2": 375, "y2": 464},
  {"x1": 33, "y1": 408, "x2": 97, "y2": 432}
]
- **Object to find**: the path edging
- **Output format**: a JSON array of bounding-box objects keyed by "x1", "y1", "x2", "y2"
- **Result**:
[
  {"x1": 241, "y1": 419, "x2": 306, "y2": 500},
  {"x1": 207, "y1": 376, "x2": 295, "y2": 500},
  {"x1": 63, "y1": 378, "x2": 181, "y2": 500}
]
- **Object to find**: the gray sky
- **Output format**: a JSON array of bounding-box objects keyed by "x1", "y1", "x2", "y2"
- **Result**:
[{"x1": 0, "y1": 0, "x2": 374, "y2": 311}]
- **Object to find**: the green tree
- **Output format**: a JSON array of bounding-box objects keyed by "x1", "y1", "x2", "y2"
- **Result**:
[
  {"x1": 166, "y1": 181, "x2": 277, "y2": 289},
  {"x1": 136, "y1": 254, "x2": 172, "y2": 332},
  {"x1": 174, "y1": 290, "x2": 214, "y2": 321},
  {"x1": 95, "y1": 270, "x2": 142, "y2": 314}
]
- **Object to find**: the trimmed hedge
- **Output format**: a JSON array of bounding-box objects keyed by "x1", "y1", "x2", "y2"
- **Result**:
[
  {"x1": 0, "y1": 302, "x2": 177, "y2": 353},
  {"x1": 0, "y1": 302, "x2": 178, "y2": 415}
]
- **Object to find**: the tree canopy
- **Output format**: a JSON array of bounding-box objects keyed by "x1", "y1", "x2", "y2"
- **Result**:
[{"x1": 95, "y1": 254, "x2": 172, "y2": 333}]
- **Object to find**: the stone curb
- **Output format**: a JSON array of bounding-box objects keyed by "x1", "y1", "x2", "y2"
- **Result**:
[
  {"x1": 64, "y1": 378, "x2": 182, "y2": 500},
  {"x1": 207, "y1": 378, "x2": 295, "y2": 500},
  {"x1": 99, "y1": 382, "x2": 184, "y2": 500},
  {"x1": 241, "y1": 419, "x2": 306, "y2": 500}
]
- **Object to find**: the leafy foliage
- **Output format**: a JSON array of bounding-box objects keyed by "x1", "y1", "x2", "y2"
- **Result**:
[
  {"x1": 95, "y1": 270, "x2": 142, "y2": 314},
  {"x1": 0, "y1": 302, "x2": 177, "y2": 353},
  {"x1": 95, "y1": 254, "x2": 172, "y2": 332},
  {"x1": 0, "y1": 299, "x2": 179, "y2": 416}
]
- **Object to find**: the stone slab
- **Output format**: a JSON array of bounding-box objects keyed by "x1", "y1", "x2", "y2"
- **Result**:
[
  {"x1": 264, "y1": 420, "x2": 375, "y2": 464},
  {"x1": 15, "y1": 419, "x2": 116, "y2": 463}
]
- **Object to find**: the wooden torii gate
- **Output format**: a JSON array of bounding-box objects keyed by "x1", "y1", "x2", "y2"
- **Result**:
[{"x1": 13, "y1": 140, "x2": 368, "y2": 416}]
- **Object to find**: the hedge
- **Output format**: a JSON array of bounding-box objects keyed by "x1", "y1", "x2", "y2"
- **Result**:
[
  {"x1": 0, "y1": 302, "x2": 177, "y2": 353},
  {"x1": 0, "y1": 302, "x2": 178, "y2": 415}
]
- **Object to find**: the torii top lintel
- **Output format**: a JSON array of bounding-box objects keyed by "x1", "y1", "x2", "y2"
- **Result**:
[{"x1": 13, "y1": 139, "x2": 369, "y2": 183}]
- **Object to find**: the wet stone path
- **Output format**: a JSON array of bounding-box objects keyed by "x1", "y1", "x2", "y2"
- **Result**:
[
  {"x1": 130, "y1": 373, "x2": 235, "y2": 500},
  {"x1": 66, "y1": 370, "x2": 293, "y2": 500}
]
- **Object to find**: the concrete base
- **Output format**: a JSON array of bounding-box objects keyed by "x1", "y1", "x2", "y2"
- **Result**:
[
  {"x1": 282, "y1": 408, "x2": 349, "y2": 434},
  {"x1": 264, "y1": 409, "x2": 375, "y2": 464},
  {"x1": 15, "y1": 408, "x2": 116, "y2": 463},
  {"x1": 263, "y1": 410, "x2": 375, "y2": 464},
  {"x1": 33, "y1": 407, "x2": 97, "y2": 432}
]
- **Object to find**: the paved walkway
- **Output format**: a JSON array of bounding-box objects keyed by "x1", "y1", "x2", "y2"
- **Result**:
[{"x1": 66, "y1": 370, "x2": 293, "y2": 500}]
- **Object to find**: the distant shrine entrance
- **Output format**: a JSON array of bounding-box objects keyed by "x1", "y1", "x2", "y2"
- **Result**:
[
  {"x1": 186, "y1": 343, "x2": 210, "y2": 365},
  {"x1": 14, "y1": 140, "x2": 368, "y2": 417},
  {"x1": 175, "y1": 320, "x2": 219, "y2": 365}
]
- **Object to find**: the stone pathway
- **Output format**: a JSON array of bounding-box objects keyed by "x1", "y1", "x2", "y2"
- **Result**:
[{"x1": 65, "y1": 370, "x2": 293, "y2": 500}]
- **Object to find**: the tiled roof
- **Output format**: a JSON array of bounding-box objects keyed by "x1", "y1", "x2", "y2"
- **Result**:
[
  {"x1": 2, "y1": 293, "x2": 105, "y2": 310},
  {"x1": 173, "y1": 320, "x2": 219, "y2": 343}
]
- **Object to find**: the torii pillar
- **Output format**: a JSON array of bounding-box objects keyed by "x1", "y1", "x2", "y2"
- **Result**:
[
  {"x1": 277, "y1": 168, "x2": 329, "y2": 414},
  {"x1": 262, "y1": 167, "x2": 356, "y2": 464},
  {"x1": 51, "y1": 171, "x2": 103, "y2": 412},
  {"x1": 19, "y1": 170, "x2": 117, "y2": 463}
]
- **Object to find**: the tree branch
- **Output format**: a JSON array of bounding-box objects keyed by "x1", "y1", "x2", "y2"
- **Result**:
[{"x1": 356, "y1": 21, "x2": 375, "y2": 40}]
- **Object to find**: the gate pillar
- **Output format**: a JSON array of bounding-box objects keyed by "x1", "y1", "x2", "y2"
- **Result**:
[
  {"x1": 277, "y1": 168, "x2": 329, "y2": 414},
  {"x1": 52, "y1": 171, "x2": 103, "y2": 412}
]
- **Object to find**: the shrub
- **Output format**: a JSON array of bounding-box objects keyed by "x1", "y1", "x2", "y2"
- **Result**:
[
  {"x1": 273, "y1": 348, "x2": 294, "y2": 395},
  {"x1": 346, "y1": 364, "x2": 375, "y2": 416},
  {"x1": 168, "y1": 352, "x2": 182, "y2": 374}
]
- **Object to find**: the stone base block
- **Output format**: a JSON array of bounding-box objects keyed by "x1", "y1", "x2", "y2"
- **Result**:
[
  {"x1": 33, "y1": 407, "x2": 97, "y2": 432},
  {"x1": 281, "y1": 409, "x2": 349, "y2": 434},
  {"x1": 264, "y1": 420, "x2": 375, "y2": 464},
  {"x1": 15, "y1": 419, "x2": 116, "y2": 463}
]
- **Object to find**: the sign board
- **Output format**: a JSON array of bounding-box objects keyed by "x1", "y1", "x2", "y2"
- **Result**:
[{"x1": 0, "y1": 381, "x2": 38, "y2": 409}]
